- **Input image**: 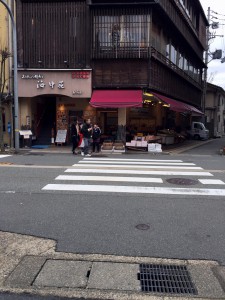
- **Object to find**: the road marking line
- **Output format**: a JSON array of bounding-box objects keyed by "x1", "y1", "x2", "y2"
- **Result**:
[
  {"x1": 42, "y1": 184, "x2": 225, "y2": 196},
  {"x1": 79, "y1": 161, "x2": 196, "y2": 166},
  {"x1": 55, "y1": 175, "x2": 163, "y2": 183},
  {"x1": 198, "y1": 179, "x2": 225, "y2": 185},
  {"x1": 72, "y1": 164, "x2": 202, "y2": 170},
  {"x1": 65, "y1": 168, "x2": 213, "y2": 176},
  {"x1": 83, "y1": 158, "x2": 183, "y2": 162},
  {"x1": 0, "y1": 155, "x2": 11, "y2": 158}
]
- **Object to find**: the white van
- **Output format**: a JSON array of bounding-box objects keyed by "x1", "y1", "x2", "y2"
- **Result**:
[{"x1": 187, "y1": 122, "x2": 209, "y2": 140}]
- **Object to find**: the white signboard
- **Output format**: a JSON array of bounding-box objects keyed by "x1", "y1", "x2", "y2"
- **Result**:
[
  {"x1": 19, "y1": 130, "x2": 32, "y2": 136},
  {"x1": 55, "y1": 130, "x2": 67, "y2": 143}
]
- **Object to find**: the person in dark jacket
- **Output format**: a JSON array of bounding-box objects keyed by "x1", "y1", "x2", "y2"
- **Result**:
[
  {"x1": 81, "y1": 118, "x2": 92, "y2": 156},
  {"x1": 71, "y1": 119, "x2": 80, "y2": 155},
  {"x1": 92, "y1": 124, "x2": 101, "y2": 153}
]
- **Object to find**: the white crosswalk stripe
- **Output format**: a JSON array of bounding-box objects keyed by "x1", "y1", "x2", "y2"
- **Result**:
[
  {"x1": 0, "y1": 155, "x2": 12, "y2": 159},
  {"x1": 42, "y1": 158, "x2": 225, "y2": 196},
  {"x1": 42, "y1": 184, "x2": 225, "y2": 196},
  {"x1": 65, "y1": 168, "x2": 212, "y2": 176},
  {"x1": 56, "y1": 175, "x2": 163, "y2": 183},
  {"x1": 73, "y1": 163, "x2": 203, "y2": 170}
]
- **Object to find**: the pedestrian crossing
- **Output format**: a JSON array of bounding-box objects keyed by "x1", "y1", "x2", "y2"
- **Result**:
[
  {"x1": 42, "y1": 158, "x2": 225, "y2": 196},
  {"x1": 0, "y1": 155, "x2": 12, "y2": 159}
]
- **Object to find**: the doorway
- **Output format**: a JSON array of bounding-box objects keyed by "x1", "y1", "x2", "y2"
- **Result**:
[
  {"x1": 99, "y1": 111, "x2": 118, "y2": 139},
  {"x1": 35, "y1": 97, "x2": 56, "y2": 145}
]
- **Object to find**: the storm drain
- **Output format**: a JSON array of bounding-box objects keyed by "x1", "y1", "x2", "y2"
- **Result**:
[{"x1": 138, "y1": 264, "x2": 197, "y2": 295}]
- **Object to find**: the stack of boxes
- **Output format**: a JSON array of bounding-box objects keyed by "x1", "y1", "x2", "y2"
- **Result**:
[
  {"x1": 101, "y1": 140, "x2": 125, "y2": 153},
  {"x1": 147, "y1": 143, "x2": 162, "y2": 152},
  {"x1": 126, "y1": 135, "x2": 162, "y2": 152},
  {"x1": 126, "y1": 136, "x2": 147, "y2": 148}
]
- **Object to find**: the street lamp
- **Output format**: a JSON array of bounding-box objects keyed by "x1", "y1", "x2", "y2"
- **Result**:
[{"x1": 0, "y1": 0, "x2": 19, "y2": 152}]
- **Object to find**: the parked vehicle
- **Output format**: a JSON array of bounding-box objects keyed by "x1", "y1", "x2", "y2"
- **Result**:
[{"x1": 186, "y1": 122, "x2": 209, "y2": 140}]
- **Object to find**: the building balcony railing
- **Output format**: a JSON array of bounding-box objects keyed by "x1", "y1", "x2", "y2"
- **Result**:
[
  {"x1": 150, "y1": 47, "x2": 202, "y2": 90},
  {"x1": 92, "y1": 46, "x2": 150, "y2": 59}
]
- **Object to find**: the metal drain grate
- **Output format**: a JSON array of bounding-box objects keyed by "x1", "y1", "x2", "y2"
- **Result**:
[{"x1": 138, "y1": 264, "x2": 197, "y2": 295}]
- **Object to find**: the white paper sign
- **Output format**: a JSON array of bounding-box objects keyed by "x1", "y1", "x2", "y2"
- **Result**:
[
  {"x1": 55, "y1": 130, "x2": 67, "y2": 143},
  {"x1": 19, "y1": 130, "x2": 32, "y2": 136}
]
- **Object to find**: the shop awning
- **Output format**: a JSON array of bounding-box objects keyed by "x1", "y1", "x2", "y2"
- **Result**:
[
  {"x1": 152, "y1": 92, "x2": 203, "y2": 115},
  {"x1": 184, "y1": 103, "x2": 204, "y2": 115},
  {"x1": 90, "y1": 90, "x2": 143, "y2": 108}
]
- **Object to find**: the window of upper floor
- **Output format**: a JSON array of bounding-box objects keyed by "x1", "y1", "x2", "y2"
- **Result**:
[
  {"x1": 92, "y1": 8, "x2": 151, "y2": 59},
  {"x1": 179, "y1": 0, "x2": 199, "y2": 31},
  {"x1": 161, "y1": 34, "x2": 201, "y2": 83},
  {"x1": 218, "y1": 95, "x2": 221, "y2": 106}
]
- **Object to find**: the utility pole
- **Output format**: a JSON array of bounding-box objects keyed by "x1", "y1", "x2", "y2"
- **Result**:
[
  {"x1": 201, "y1": 7, "x2": 211, "y2": 118},
  {"x1": 0, "y1": 0, "x2": 19, "y2": 152},
  {"x1": 201, "y1": 7, "x2": 224, "y2": 121}
]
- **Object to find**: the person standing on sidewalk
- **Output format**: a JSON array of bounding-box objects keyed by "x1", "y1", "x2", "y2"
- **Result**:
[
  {"x1": 81, "y1": 119, "x2": 92, "y2": 157},
  {"x1": 92, "y1": 124, "x2": 101, "y2": 153},
  {"x1": 71, "y1": 119, "x2": 80, "y2": 155}
]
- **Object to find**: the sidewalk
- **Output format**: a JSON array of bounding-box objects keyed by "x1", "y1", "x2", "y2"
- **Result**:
[
  {"x1": 4, "y1": 138, "x2": 217, "y2": 155},
  {"x1": 1, "y1": 231, "x2": 225, "y2": 300}
]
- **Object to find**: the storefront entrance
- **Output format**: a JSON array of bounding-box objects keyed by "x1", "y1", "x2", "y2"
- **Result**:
[
  {"x1": 98, "y1": 111, "x2": 118, "y2": 140},
  {"x1": 34, "y1": 97, "x2": 56, "y2": 145}
]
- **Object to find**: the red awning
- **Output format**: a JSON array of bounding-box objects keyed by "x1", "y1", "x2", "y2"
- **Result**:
[
  {"x1": 184, "y1": 103, "x2": 204, "y2": 115},
  {"x1": 90, "y1": 90, "x2": 143, "y2": 108},
  {"x1": 152, "y1": 92, "x2": 203, "y2": 115}
]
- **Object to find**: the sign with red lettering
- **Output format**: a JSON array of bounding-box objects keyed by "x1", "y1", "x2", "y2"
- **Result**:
[{"x1": 72, "y1": 71, "x2": 90, "y2": 79}]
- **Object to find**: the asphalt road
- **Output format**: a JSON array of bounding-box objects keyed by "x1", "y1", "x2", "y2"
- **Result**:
[{"x1": 0, "y1": 138, "x2": 225, "y2": 264}]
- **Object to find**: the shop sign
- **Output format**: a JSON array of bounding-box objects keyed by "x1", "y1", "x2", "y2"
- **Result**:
[
  {"x1": 18, "y1": 70, "x2": 92, "y2": 98},
  {"x1": 72, "y1": 90, "x2": 82, "y2": 95},
  {"x1": 71, "y1": 71, "x2": 90, "y2": 79},
  {"x1": 21, "y1": 74, "x2": 44, "y2": 79},
  {"x1": 37, "y1": 80, "x2": 65, "y2": 90}
]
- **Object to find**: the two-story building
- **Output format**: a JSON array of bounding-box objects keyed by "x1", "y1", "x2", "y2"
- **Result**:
[
  {"x1": 14, "y1": 0, "x2": 208, "y2": 144},
  {"x1": 205, "y1": 83, "x2": 225, "y2": 138}
]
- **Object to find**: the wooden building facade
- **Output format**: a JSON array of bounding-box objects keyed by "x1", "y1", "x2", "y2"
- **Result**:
[{"x1": 15, "y1": 0, "x2": 208, "y2": 143}]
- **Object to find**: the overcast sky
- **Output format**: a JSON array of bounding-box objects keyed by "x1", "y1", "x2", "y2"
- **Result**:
[{"x1": 200, "y1": 0, "x2": 225, "y2": 89}]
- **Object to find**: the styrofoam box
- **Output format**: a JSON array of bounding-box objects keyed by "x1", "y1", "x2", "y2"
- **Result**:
[
  {"x1": 141, "y1": 141, "x2": 148, "y2": 147},
  {"x1": 148, "y1": 143, "x2": 156, "y2": 151},
  {"x1": 136, "y1": 141, "x2": 142, "y2": 146},
  {"x1": 131, "y1": 140, "x2": 137, "y2": 146},
  {"x1": 155, "y1": 143, "x2": 162, "y2": 150}
]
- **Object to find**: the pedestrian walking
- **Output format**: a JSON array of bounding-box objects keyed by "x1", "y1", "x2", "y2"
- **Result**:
[
  {"x1": 80, "y1": 118, "x2": 92, "y2": 156},
  {"x1": 92, "y1": 124, "x2": 101, "y2": 153},
  {"x1": 71, "y1": 118, "x2": 80, "y2": 155}
]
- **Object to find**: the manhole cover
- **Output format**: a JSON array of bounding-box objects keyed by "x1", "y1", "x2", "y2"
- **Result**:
[
  {"x1": 138, "y1": 264, "x2": 197, "y2": 295},
  {"x1": 135, "y1": 224, "x2": 150, "y2": 230},
  {"x1": 166, "y1": 178, "x2": 198, "y2": 185}
]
